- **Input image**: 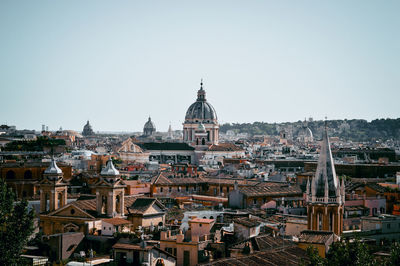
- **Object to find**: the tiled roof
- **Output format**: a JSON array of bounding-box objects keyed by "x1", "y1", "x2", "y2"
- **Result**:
[
  {"x1": 239, "y1": 184, "x2": 302, "y2": 197},
  {"x1": 298, "y1": 230, "x2": 335, "y2": 244},
  {"x1": 208, "y1": 143, "x2": 244, "y2": 151},
  {"x1": 127, "y1": 198, "x2": 165, "y2": 215},
  {"x1": 102, "y1": 218, "x2": 131, "y2": 226},
  {"x1": 366, "y1": 183, "x2": 387, "y2": 193},
  {"x1": 71, "y1": 195, "x2": 139, "y2": 217},
  {"x1": 234, "y1": 217, "x2": 261, "y2": 228},
  {"x1": 203, "y1": 245, "x2": 307, "y2": 265}
]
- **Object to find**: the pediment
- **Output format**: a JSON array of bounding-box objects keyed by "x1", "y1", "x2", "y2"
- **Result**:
[{"x1": 48, "y1": 204, "x2": 95, "y2": 219}]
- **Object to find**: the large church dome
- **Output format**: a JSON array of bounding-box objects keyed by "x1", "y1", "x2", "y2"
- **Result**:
[
  {"x1": 185, "y1": 81, "x2": 218, "y2": 123},
  {"x1": 143, "y1": 117, "x2": 156, "y2": 136}
]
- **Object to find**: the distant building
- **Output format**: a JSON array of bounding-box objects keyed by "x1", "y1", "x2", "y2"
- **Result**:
[
  {"x1": 183, "y1": 80, "x2": 219, "y2": 146},
  {"x1": 82, "y1": 120, "x2": 95, "y2": 136},
  {"x1": 143, "y1": 117, "x2": 156, "y2": 137}
]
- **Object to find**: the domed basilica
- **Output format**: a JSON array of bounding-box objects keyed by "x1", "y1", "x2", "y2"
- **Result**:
[{"x1": 183, "y1": 80, "x2": 219, "y2": 145}]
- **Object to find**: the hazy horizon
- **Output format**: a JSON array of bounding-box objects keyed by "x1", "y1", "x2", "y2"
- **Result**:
[
  {"x1": 1, "y1": 1, "x2": 399, "y2": 132},
  {"x1": 4, "y1": 116, "x2": 399, "y2": 133}
]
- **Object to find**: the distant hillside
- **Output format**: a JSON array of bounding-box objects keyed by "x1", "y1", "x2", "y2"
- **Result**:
[{"x1": 220, "y1": 118, "x2": 400, "y2": 141}]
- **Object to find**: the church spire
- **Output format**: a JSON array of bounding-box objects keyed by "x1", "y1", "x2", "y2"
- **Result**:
[{"x1": 310, "y1": 119, "x2": 340, "y2": 201}]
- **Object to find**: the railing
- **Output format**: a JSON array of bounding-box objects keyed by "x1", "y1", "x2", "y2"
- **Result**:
[{"x1": 313, "y1": 197, "x2": 337, "y2": 203}]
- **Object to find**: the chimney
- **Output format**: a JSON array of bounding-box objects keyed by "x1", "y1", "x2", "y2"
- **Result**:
[
  {"x1": 176, "y1": 234, "x2": 184, "y2": 243},
  {"x1": 160, "y1": 231, "x2": 168, "y2": 240}
]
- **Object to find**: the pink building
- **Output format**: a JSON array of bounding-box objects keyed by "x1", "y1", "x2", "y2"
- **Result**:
[
  {"x1": 346, "y1": 194, "x2": 386, "y2": 216},
  {"x1": 188, "y1": 218, "x2": 215, "y2": 238}
]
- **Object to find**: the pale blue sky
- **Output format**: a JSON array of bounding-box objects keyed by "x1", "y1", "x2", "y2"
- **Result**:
[{"x1": 0, "y1": 1, "x2": 399, "y2": 132}]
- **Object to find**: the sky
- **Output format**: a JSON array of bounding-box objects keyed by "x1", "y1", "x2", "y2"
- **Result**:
[{"x1": 0, "y1": 0, "x2": 399, "y2": 132}]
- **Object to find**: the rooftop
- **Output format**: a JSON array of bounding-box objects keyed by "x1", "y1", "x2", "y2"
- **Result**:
[
  {"x1": 298, "y1": 230, "x2": 337, "y2": 244},
  {"x1": 102, "y1": 218, "x2": 131, "y2": 226}
]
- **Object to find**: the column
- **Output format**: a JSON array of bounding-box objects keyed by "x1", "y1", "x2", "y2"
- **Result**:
[
  {"x1": 40, "y1": 189, "x2": 45, "y2": 213},
  {"x1": 50, "y1": 190, "x2": 55, "y2": 211},
  {"x1": 108, "y1": 191, "x2": 114, "y2": 217},
  {"x1": 96, "y1": 191, "x2": 101, "y2": 214},
  {"x1": 120, "y1": 192, "x2": 124, "y2": 216}
]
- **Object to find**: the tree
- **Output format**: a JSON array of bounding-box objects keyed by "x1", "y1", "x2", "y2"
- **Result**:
[
  {"x1": 0, "y1": 178, "x2": 35, "y2": 265},
  {"x1": 326, "y1": 238, "x2": 375, "y2": 266},
  {"x1": 385, "y1": 242, "x2": 400, "y2": 266},
  {"x1": 301, "y1": 245, "x2": 326, "y2": 266}
]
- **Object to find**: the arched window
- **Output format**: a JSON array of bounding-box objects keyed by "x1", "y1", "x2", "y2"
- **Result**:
[
  {"x1": 196, "y1": 139, "x2": 199, "y2": 145},
  {"x1": 6, "y1": 170, "x2": 15, "y2": 179},
  {"x1": 24, "y1": 170, "x2": 33, "y2": 179},
  {"x1": 101, "y1": 196, "x2": 107, "y2": 214},
  {"x1": 45, "y1": 193, "x2": 49, "y2": 212},
  {"x1": 202, "y1": 138, "x2": 205, "y2": 145},
  {"x1": 329, "y1": 212, "x2": 333, "y2": 231},
  {"x1": 318, "y1": 213, "x2": 323, "y2": 231},
  {"x1": 116, "y1": 195, "x2": 121, "y2": 213}
]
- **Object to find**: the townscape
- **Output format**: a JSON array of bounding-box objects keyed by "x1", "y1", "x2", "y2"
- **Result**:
[{"x1": 1, "y1": 82, "x2": 400, "y2": 265}]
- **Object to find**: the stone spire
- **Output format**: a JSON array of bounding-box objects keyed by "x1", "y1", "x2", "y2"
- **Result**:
[
  {"x1": 310, "y1": 121, "x2": 340, "y2": 202},
  {"x1": 168, "y1": 123, "x2": 173, "y2": 139}
]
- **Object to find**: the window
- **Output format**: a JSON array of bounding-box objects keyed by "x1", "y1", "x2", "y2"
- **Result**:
[
  {"x1": 169, "y1": 187, "x2": 172, "y2": 193},
  {"x1": 109, "y1": 227, "x2": 111, "y2": 230},
  {"x1": 186, "y1": 186, "x2": 189, "y2": 192},
  {"x1": 184, "y1": 250, "x2": 190, "y2": 266},
  {"x1": 160, "y1": 187, "x2": 163, "y2": 193},
  {"x1": 103, "y1": 227, "x2": 106, "y2": 230},
  {"x1": 253, "y1": 199, "x2": 257, "y2": 205},
  {"x1": 387, "y1": 224, "x2": 391, "y2": 229},
  {"x1": 227, "y1": 187, "x2": 230, "y2": 193},
  {"x1": 70, "y1": 209, "x2": 75, "y2": 215},
  {"x1": 329, "y1": 212, "x2": 333, "y2": 231},
  {"x1": 318, "y1": 213, "x2": 323, "y2": 231},
  {"x1": 24, "y1": 170, "x2": 32, "y2": 179},
  {"x1": 6, "y1": 170, "x2": 15, "y2": 179},
  {"x1": 178, "y1": 187, "x2": 181, "y2": 192},
  {"x1": 199, "y1": 224, "x2": 202, "y2": 227}
]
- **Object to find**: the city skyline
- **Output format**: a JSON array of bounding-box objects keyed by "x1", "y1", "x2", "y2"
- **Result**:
[{"x1": 1, "y1": 1, "x2": 399, "y2": 132}]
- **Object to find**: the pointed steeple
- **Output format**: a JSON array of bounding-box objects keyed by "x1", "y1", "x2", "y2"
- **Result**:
[{"x1": 310, "y1": 120, "x2": 339, "y2": 200}]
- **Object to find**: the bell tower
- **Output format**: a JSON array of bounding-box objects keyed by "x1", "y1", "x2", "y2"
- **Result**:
[
  {"x1": 306, "y1": 122, "x2": 345, "y2": 235},
  {"x1": 39, "y1": 157, "x2": 68, "y2": 213},
  {"x1": 93, "y1": 156, "x2": 126, "y2": 217}
]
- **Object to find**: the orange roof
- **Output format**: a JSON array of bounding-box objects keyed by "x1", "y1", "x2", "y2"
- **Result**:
[
  {"x1": 102, "y1": 218, "x2": 131, "y2": 226},
  {"x1": 189, "y1": 218, "x2": 214, "y2": 224}
]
